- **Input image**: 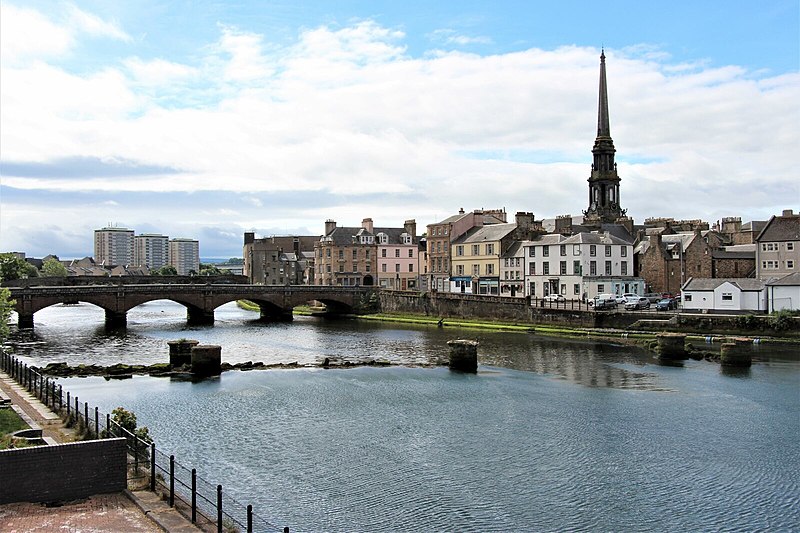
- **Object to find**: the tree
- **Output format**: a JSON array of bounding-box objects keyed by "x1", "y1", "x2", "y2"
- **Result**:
[
  {"x1": 226, "y1": 258, "x2": 244, "y2": 265},
  {"x1": 0, "y1": 288, "x2": 14, "y2": 342},
  {"x1": 41, "y1": 258, "x2": 68, "y2": 277},
  {"x1": 0, "y1": 253, "x2": 31, "y2": 282},
  {"x1": 111, "y1": 406, "x2": 152, "y2": 443},
  {"x1": 199, "y1": 263, "x2": 223, "y2": 276},
  {"x1": 152, "y1": 265, "x2": 178, "y2": 276}
]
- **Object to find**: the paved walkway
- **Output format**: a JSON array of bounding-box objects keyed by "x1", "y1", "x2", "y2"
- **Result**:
[{"x1": 0, "y1": 371, "x2": 203, "y2": 532}]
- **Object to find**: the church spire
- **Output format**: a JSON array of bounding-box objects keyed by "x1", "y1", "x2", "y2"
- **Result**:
[{"x1": 583, "y1": 50, "x2": 626, "y2": 227}]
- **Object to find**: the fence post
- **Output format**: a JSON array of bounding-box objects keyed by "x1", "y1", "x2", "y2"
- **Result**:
[
  {"x1": 247, "y1": 504, "x2": 252, "y2": 533},
  {"x1": 150, "y1": 443, "x2": 156, "y2": 491},
  {"x1": 192, "y1": 469, "x2": 197, "y2": 523},
  {"x1": 106, "y1": 414, "x2": 110, "y2": 438},
  {"x1": 217, "y1": 485, "x2": 223, "y2": 533},
  {"x1": 67, "y1": 391, "x2": 70, "y2": 415},
  {"x1": 75, "y1": 397, "x2": 79, "y2": 423},
  {"x1": 94, "y1": 407, "x2": 99, "y2": 439},
  {"x1": 84, "y1": 402, "x2": 89, "y2": 434},
  {"x1": 169, "y1": 455, "x2": 175, "y2": 507},
  {"x1": 44, "y1": 378, "x2": 49, "y2": 406},
  {"x1": 134, "y1": 434, "x2": 139, "y2": 472},
  {"x1": 58, "y1": 385, "x2": 63, "y2": 411}
]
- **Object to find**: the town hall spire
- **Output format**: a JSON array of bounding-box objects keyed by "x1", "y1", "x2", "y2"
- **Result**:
[{"x1": 583, "y1": 49, "x2": 626, "y2": 227}]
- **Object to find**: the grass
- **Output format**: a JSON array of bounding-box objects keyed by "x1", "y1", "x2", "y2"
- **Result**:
[{"x1": 0, "y1": 407, "x2": 29, "y2": 435}]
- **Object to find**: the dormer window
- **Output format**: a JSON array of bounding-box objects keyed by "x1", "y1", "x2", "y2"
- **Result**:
[
  {"x1": 376, "y1": 232, "x2": 388, "y2": 245},
  {"x1": 361, "y1": 235, "x2": 374, "y2": 245},
  {"x1": 400, "y1": 233, "x2": 412, "y2": 245}
]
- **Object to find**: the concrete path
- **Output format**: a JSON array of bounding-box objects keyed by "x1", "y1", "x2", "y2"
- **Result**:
[{"x1": 0, "y1": 370, "x2": 204, "y2": 532}]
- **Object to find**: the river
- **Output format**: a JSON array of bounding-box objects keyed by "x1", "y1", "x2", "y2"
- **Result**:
[{"x1": 7, "y1": 301, "x2": 800, "y2": 532}]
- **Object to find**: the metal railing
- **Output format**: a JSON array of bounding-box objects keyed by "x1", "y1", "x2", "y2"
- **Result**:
[{"x1": 0, "y1": 351, "x2": 290, "y2": 533}]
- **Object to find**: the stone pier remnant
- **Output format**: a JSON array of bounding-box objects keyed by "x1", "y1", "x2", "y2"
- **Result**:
[
  {"x1": 447, "y1": 340, "x2": 479, "y2": 373},
  {"x1": 656, "y1": 333, "x2": 687, "y2": 360},
  {"x1": 191, "y1": 345, "x2": 222, "y2": 377},
  {"x1": 720, "y1": 338, "x2": 753, "y2": 367},
  {"x1": 167, "y1": 339, "x2": 199, "y2": 367}
]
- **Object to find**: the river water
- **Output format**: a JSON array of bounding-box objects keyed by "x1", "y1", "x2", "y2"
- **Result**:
[{"x1": 7, "y1": 301, "x2": 800, "y2": 532}]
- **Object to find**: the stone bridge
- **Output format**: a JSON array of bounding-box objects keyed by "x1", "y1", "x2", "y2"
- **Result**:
[{"x1": 7, "y1": 284, "x2": 378, "y2": 328}]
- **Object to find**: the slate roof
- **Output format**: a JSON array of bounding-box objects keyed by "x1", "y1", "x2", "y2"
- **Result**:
[
  {"x1": 324, "y1": 225, "x2": 414, "y2": 246},
  {"x1": 766, "y1": 272, "x2": 800, "y2": 286},
  {"x1": 452, "y1": 223, "x2": 516, "y2": 244},
  {"x1": 561, "y1": 231, "x2": 631, "y2": 246},
  {"x1": 682, "y1": 277, "x2": 767, "y2": 292},
  {"x1": 756, "y1": 213, "x2": 800, "y2": 242},
  {"x1": 502, "y1": 241, "x2": 523, "y2": 258}
]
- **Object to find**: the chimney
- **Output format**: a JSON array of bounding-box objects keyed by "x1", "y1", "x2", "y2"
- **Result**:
[
  {"x1": 325, "y1": 219, "x2": 337, "y2": 236},
  {"x1": 783, "y1": 209, "x2": 795, "y2": 217},
  {"x1": 554, "y1": 214, "x2": 572, "y2": 235},
  {"x1": 404, "y1": 219, "x2": 417, "y2": 237},
  {"x1": 361, "y1": 218, "x2": 374, "y2": 233},
  {"x1": 244, "y1": 232, "x2": 255, "y2": 245},
  {"x1": 459, "y1": 207, "x2": 465, "y2": 214}
]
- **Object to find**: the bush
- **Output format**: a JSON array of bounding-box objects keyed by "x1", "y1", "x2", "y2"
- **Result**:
[{"x1": 768, "y1": 309, "x2": 798, "y2": 331}]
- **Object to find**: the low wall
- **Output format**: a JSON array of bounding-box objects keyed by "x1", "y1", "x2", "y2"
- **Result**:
[
  {"x1": 2, "y1": 275, "x2": 248, "y2": 288},
  {"x1": 0, "y1": 438, "x2": 127, "y2": 504}
]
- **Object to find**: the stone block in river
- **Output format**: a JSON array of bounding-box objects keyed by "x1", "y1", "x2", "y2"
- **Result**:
[
  {"x1": 656, "y1": 333, "x2": 687, "y2": 360},
  {"x1": 191, "y1": 345, "x2": 222, "y2": 377},
  {"x1": 447, "y1": 340, "x2": 478, "y2": 373},
  {"x1": 720, "y1": 340, "x2": 752, "y2": 368},
  {"x1": 168, "y1": 339, "x2": 199, "y2": 367}
]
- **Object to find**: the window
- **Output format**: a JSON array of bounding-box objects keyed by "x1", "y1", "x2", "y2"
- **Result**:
[
  {"x1": 722, "y1": 292, "x2": 733, "y2": 301},
  {"x1": 529, "y1": 263, "x2": 536, "y2": 275},
  {"x1": 787, "y1": 260, "x2": 795, "y2": 269},
  {"x1": 409, "y1": 263, "x2": 414, "y2": 272},
  {"x1": 787, "y1": 242, "x2": 795, "y2": 251},
  {"x1": 365, "y1": 250, "x2": 371, "y2": 259},
  {"x1": 473, "y1": 264, "x2": 480, "y2": 275},
  {"x1": 590, "y1": 245, "x2": 596, "y2": 257},
  {"x1": 543, "y1": 246, "x2": 549, "y2": 257},
  {"x1": 339, "y1": 265, "x2": 344, "y2": 272},
  {"x1": 486, "y1": 244, "x2": 495, "y2": 255},
  {"x1": 395, "y1": 264, "x2": 400, "y2": 272},
  {"x1": 352, "y1": 249, "x2": 358, "y2": 260},
  {"x1": 444, "y1": 228, "x2": 448, "y2": 235},
  {"x1": 573, "y1": 245, "x2": 581, "y2": 256},
  {"x1": 377, "y1": 233, "x2": 388, "y2": 244},
  {"x1": 487, "y1": 264, "x2": 494, "y2": 275},
  {"x1": 457, "y1": 245, "x2": 464, "y2": 256},
  {"x1": 382, "y1": 264, "x2": 387, "y2": 272},
  {"x1": 326, "y1": 249, "x2": 331, "y2": 258},
  {"x1": 529, "y1": 247, "x2": 536, "y2": 257},
  {"x1": 590, "y1": 261, "x2": 596, "y2": 275},
  {"x1": 408, "y1": 249, "x2": 414, "y2": 258},
  {"x1": 597, "y1": 284, "x2": 604, "y2": 293},
  {"x1": 573, "y1": 261, "x2": 581, "y2": 275},
  {"x1": 543, "y1": 262, "x2": 550, "y2": 275},
  {"x1": 392, "y1": 249, "x2": 398, "y2": 258},
  {"x1": 381, "y1": 249, "x2": 387, "y2": 258},
  {"x1": 560, "y1": 261, "x2": 567, "y2": 275},
  {"x1": 456, "y1": 264, "x2": 464, "y2": 275},
  {"x1": 605, "y1": 261, "x2": 612, "y2": 275},
  {"x1": 401, "y1": 233, "x2": 412, "y2": 245},
  {"x1": 621, "y1": 247, "x2": 627, "y2": 257},
  {"x1": 472, "y1": 245, "x2": 480, "y2": 256},
  {"x1": 338, "y1": 250, "x2": 344, "y2": 260},
  {"x1": 529, "y1": 282, "x2": 536, "y2": 296},
  {"x1": 621, "y1": 262, "x2": 628, "y2": 275},
  {"x1": 560, "y1": 245, "x2": 567, "y2": 256},
  {"x1": 605, "y1": 245, "x2": 612, "y2": 257},
  {"x1": 574, "y1": 284, "x2": 580, "y2": 295},
  {"x1": 684, "y1": 294, "x2": 692, "y2": 301},
  {"x1": 437, "y1": 242, "x2": 442, "y2": 253}
]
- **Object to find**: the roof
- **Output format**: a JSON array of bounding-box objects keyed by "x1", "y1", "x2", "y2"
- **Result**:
[
  {"x1": 451, "y1": 223, "x2": 516, "y2": 244},
  {"x1": 711, "y1": 249, "x2": 755, "y2": 260},
  {"x1": 766, "y1": 272, "x2": 800, "y2": 287},
  {"x1": 561, "y1": 231, "x2": 631, "y2": 246},
  {"x1": 521, "y1": 234, "x2": 565, "y2": 247},
  {"x1": 502, "y1": 241, "x2": 523, "y2": 258},
  {"x1": 682, "y1": 277, "x2": 766, "y2": 292},
  {"x1": 324, "y1": 225, "x2": 414, "y2": 246},
  {"x1": 756, "y1": 213, "x2": 800, "y2": 242},
  {"x1": 742, "y1": 220, "x2": 768, "y2": 233}
]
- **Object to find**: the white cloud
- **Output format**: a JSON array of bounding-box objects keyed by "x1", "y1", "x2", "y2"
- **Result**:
[
  {"x1": 65, "y1": 3, "x2": 130, "y2": 42},
  {"x1": 0, "y1": 3, "x2": 73, "y2": 63},
  {"x1": 429, "y1": 29, "x2": 492, "y2": 46},
  {"x1": 0, "y1": 9, "x2": 797, "y2": 257}
]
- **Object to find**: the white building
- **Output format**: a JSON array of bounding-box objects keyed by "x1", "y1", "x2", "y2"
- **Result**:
[
  {"x1": 500, "y1": 242, "x2": 525, "y2": 297},
  {"x1": 169, "y1": 238, "x2": 200, "y2": 275},
  {"x1": 681, "y1": 278, "x2": 767, "y2": 313},
  {"x1": 523, "y1": 231, "x2": 643, "y2": 300},
  {"x1": 94, "y1": 227, "x2": 134, "y2": 266},
  {"x1": 134, "y1": 234, "x2": 169, "y2": 269},
  {"x1": 766, "y1": 272, "x2": 800, "y2": 312}
]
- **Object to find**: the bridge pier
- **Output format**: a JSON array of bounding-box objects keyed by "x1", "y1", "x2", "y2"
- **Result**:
[
  {"x1": 104, "y1": 310, "x2": 127, "y2": 328},
  {"x1": 186, "y1": 307, "x2": 215, "y2": 325},
  {"x1": 17, "y1": 314, "x2": 34, "y2": 329},
  {"x1": 259, "y1": 307, "x2": 294, "y2": 322}
]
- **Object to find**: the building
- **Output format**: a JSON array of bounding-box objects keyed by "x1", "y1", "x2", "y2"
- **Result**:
[
  {"x1": 755, "y1": 209, "x2": 800, "y2": 279},
  {"x1": 169, "y1": 238, "x2": 199, "y2": 276},
  {"x1": 243, "y1": 233, "x2": 319, "y2": 285},
  {"x1": 681, "y1": 278, "x2": 767, "y2": 313},
  {"x1": 315, "y1": 219, "x2": 377, "y2": 286},
  {"x1": 582, "y1": 51, "x2": 627, "y2": 228},
  {"x1": 499, "y1": 242, "x2": 525, "y2": 297},
  {"x1": 134, "y1": 234, "x2": 169, "y2": 269},
  {"x1": 711, "y1": 244, "x2": 756, "y2": 279},
  {"x1": 94, "y1": 227, "x2": 134, "y2": 267},
  {"x1": 375, "y1": 219, "x2": 419, "y2": 290},
  {"x1": 426, "y1": 208, "x2": 507, "y2": 292},
  {"x1": 766, "y1": 272, "x2": 800, "y2": 312},
  {"x1": 450, "y1": 213, "x2": 541, "y2": 295},
  {"x1": 524, "y1": 230, "x2": 642, "y2": 300}
]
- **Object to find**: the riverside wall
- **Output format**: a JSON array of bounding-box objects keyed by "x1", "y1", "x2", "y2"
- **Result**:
[{"x1": 377, "y1": 292, "x2": 800, "y2": 337}]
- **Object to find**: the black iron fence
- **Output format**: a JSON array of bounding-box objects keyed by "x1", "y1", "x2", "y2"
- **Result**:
[{"x1": 0, "y1": 351, "x2": 289, "y2": 533}]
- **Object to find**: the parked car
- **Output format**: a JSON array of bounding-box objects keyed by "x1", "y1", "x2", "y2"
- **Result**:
[
  {"x1": 644, "y1": 293, "x2": 662, "y2": 303},
  {"x1": 622, "y1": 293, "x2": 638, "y2": 303},
  {"x1": 543, "y1": 293, "x2": 566, "y2": 302},
  {"x1": 656, "y1": 298, "x2": 678, "y2": 311},
  {"x1": 590, "y1": 295, "x2": 618, "y2": 309},
  {"x1": 624, "y1": 297, "x2": 650, "y2": 310},
  {"x1": 615, "y1": 294, "x2": 627, "y2": 304}
]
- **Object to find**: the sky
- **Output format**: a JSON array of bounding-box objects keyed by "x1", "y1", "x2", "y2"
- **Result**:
[{"x1": 1, "y1": 1, "x2": 798, "y2": 259}]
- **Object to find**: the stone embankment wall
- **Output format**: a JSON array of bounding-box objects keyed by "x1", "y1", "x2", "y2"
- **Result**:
[
  {"x1": 0, "y1": 438, "x2": 127, "y2": 504},
  {"x1": 378, "y1": 292, "x2": 799, "y2": 337}
]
